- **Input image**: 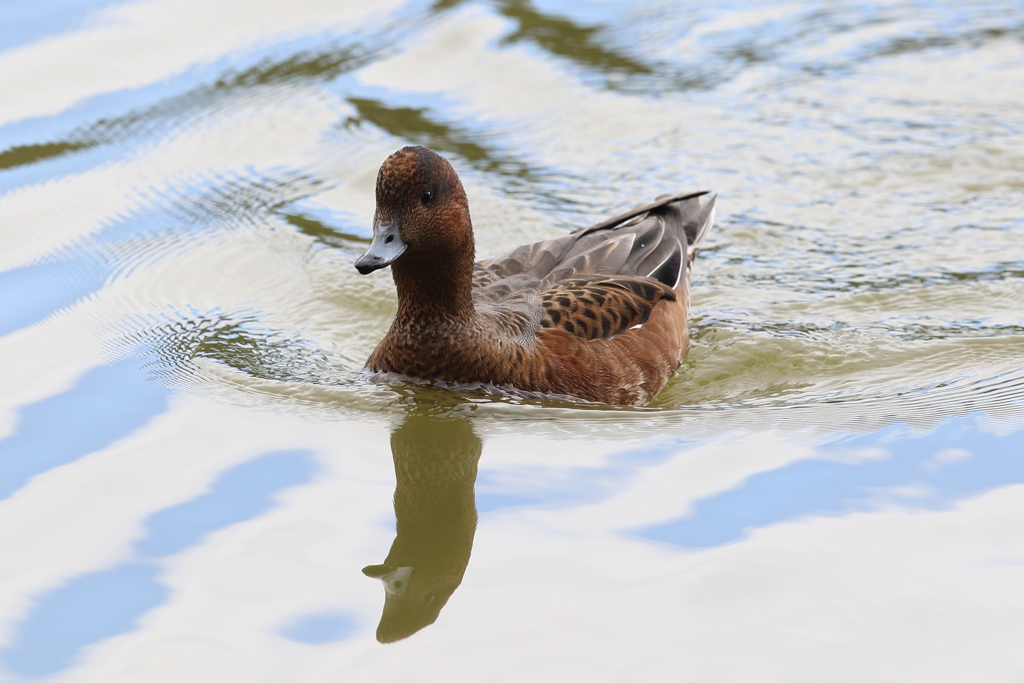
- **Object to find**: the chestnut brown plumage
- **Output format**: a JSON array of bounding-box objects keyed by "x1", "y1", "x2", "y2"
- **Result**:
[{"x1": 356, "y1": 146, "x2": 716, "y2": 405}]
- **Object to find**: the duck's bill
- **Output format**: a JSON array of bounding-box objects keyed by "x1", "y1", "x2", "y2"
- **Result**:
[{"x1": 355, "y1": 222, "x2": 407, "y2": 274}]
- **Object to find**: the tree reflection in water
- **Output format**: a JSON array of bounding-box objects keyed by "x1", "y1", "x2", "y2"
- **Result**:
[{"x1": 363, "y1": 411, "x2": 481, "y2": 643}]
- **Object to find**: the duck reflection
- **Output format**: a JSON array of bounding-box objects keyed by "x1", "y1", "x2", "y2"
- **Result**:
[{"x1": 363, "y1": 411, "x2": 481, "y2": 643}]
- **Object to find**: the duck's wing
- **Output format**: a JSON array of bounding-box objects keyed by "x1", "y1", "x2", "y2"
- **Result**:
[
  {"x1": 474, "y1": 274, "x2": 675, "y2": 344},
  {"x1": 473, "y1": 190, "x2": 716, "y2": 296},
  {"x1": 472, "y1": 190, "x2": 714, "y2": 343},
  {"x1": 536, "y1": 275, "x2": 676, "y2": 340}
]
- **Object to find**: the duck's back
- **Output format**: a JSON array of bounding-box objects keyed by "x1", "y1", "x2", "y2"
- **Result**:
[{"x1": 468, "y1": 191, "x2": 716, "y2": 404}]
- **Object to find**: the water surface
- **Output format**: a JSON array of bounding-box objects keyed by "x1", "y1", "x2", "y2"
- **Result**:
[{"x1": 1, "y1": 0, "x2": 1023, "y2": 680}]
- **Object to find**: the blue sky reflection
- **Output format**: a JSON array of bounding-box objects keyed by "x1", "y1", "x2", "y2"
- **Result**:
[
  {"x1": 0, "y1": 449, "x2": 317, "y2": 678},
  {"x1": 0, "y1": 563, "x2": 167, "y2": 678},
  {"x1": 278, "y1": 613, "x2": 358, "y2": 645},
  {"x1": 639, "y1": 415, "x2": 1024, "y2": 549},
  {"x1": 0, "y1": 360, "x2": 167, "y2": 502},
  {"x1": 136, "y1": 449, "x2": 317, "y2": 558}
]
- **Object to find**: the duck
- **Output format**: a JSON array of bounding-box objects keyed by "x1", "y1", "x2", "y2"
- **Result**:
[{"x1": 355, "y1": 146, "x2": 716, "y2": 405}]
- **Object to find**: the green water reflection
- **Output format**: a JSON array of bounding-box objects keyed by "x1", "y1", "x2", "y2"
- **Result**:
[{"x1": 365, "y1": 410, "x2": 481, "y2": 642}]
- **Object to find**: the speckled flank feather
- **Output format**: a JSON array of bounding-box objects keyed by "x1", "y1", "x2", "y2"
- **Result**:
[{"x1": 359, "y1": 146, "x2": 716, "y2": 405}]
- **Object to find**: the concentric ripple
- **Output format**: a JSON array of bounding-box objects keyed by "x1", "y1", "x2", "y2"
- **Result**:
[{"x1": 1, "y1": 0, "x2": 1022, "y2": 437}]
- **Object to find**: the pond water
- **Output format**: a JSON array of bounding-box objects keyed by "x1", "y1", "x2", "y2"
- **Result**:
[{"x1": 1, "y1": 0, "x2": 1023, "y2": 680}]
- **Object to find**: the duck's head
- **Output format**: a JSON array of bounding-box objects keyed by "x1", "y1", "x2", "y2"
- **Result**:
[{"x1": 355, "y1": 146, "x2": 472, "y2": 275}]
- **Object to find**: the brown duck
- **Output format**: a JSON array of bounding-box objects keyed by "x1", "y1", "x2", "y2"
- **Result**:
[{"x1": 355, "y1": 146, "x2": 716, "y2": 405}]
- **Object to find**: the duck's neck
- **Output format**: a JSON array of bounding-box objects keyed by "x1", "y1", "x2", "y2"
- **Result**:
[{"x1": 391, "y1": 241, "x2": 476, "y2": 328}]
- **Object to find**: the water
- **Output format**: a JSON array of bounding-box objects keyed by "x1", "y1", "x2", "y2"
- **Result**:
[{"x1": 1, "y1": 0, "x2": 1023, "y2": 680}]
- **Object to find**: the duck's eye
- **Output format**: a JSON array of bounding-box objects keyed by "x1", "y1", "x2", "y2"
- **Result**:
[{"x1": 421, "y1": 190, "x2": 432, "y2": 205}]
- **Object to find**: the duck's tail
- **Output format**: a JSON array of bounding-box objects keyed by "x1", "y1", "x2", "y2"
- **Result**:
[
  {"x1": 649, "y1": 191, "x2": 716, "y2": 262},
  {"x1": 599, "y1": 190, "x2": 716, "y2": 289},
  {"x1": 686, "y1": 192, "x2": 716, "y2": 255}
]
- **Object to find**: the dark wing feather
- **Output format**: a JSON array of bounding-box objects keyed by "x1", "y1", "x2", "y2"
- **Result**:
[{"x1": 537, "y1": 276, "x2": 675, "y2": 340}]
